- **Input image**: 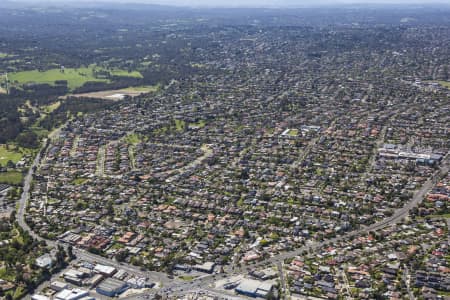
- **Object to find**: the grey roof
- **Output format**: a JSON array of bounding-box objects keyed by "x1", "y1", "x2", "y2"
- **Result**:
[{"x1": 97, "y1": 278, "x2": 127, "y2": 292}]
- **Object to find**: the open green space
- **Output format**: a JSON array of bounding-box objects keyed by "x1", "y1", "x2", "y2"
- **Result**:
[
  {"x1": 110, "y1": 69, "x2": 143, "y2": 78},
  {"x1": 0, "y1": 145, "x2": 34, "y2": 166},
  {"x1": 124, "y1": 133, "x2": 141, "y2": 145},
  {"x1": 0, "y1": 171, "x2": 23, "y2": 185},
  {"x1": 71, "y1": 178, "x2": 88, "y2": 185},
  {"x1": 288, "y1": 129, "x2": 299, "y2": 136},
  {"x1": 438, "y1": 81, "x2": 450, "y2": 89},
  {"x1": 12, "y1": 286, "x2": 26, "y2": 300},
  {"x1": 189, "y1": 120, "x2": 206, "y2": 128},
  {"x1": 0, "y1": 146, "x2": 23, "y2": 166},
  {"x1": 10, "y1": 67, "x2": 107, "y2": 90},
  {"x1": 179, "y1": 275, "x2": 196, "y2": 281},
  {"x1": 43, "y1": 101, "x2": 61, "y2": 113},
  {"x1": 9, "y1": 66, "x2": 143, "y2": 90},
  {"x1": 154, "y1": 126, "x2": 169, "y2": 135},
  {"x1": 426, "y1": 213, "x2": 450, "y2": 219},
  {"x1": 0, "y1": 53, "x2": 8, "y2": 58},
  {"x1": 175, "y1": 119, "x2": 186, "y2": 131}
]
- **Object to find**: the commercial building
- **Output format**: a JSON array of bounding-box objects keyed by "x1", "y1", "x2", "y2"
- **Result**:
[
  {"x1": 31, "y1": 295, "x2": 50, "y2": 300},
  {"x1": 35, "y1": 254, "x2": 54, "y2": 269},
  {"x1": 193, "y1": 261, "x2": 215, "y2": 273},
  {"x1": 235, "y1": 279, "x2": 274, "y2": 298},
  {"x1": 88, "y1": 274, "x2": 104, "y2": 287},
  {"x1": 96, "y1": 278, "x2": 128, "y2": 297},
  {"x1": 94, "y1": 264, "x2": 117, "y2": 277},
  {"x1": 54, "y1": 288, "x2": 89, "y2": 300},
  {"x1": 50, "y1": 281, "x2": 69, "y2": 292}
]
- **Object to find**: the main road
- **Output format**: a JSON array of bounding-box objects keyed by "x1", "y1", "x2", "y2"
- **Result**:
[
  {"x1": 125, "y1": 151, "x2": 450, "y2": 299},
  {"x1": 16, "y1": 133, "x2": 174, "y2": 287},
  {"x1": 17, "y1": 139, "x2": 50, "y2": 244},
  {"x1": 16, "y1": 125, "x2": 449, "y2": 299}
]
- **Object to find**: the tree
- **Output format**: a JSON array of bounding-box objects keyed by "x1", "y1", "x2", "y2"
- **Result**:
[
  {"x1": 15, "y1": 270, "x2": 24, "y2": 284},
  {"x1": 9, "y1": 211, "x2": 16, "y2": 223},
  {"x1": 265, "y1": 289, "x2": 277, "y2": 300},
  {"x1": 16, "y1": 131, "x2": 39, "y2": 149},
  {"x1": 6, "y1": 160, "x2": 15, "y2": 169},
  {"x1": 55, "y1": 245, "x2": 67, "y2": 268},
  {"x1": 67, "y1": 245, "x2": 75, "y2": 260},
  {"x1": 115, "y1": 249, "x2": 129, "y2": 262},
  {"x1": 106, "y1": 200, "x2": 114, "y2": 215}
]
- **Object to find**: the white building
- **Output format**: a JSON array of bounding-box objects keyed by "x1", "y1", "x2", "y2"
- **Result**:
[
  {"x1": 50, "y1": 281, "x2": 69, "y2": 292},
  {"x1": 94, "y1": 264, "x2": 117, "y2": 276},
  {"x1": 31, "y1": 295, "x2": 50, "y2": 300},
  {"x1": 35, "y1": 254, "x2": 54, "y2": 269},
  {"x1": 55, "y1": 289, "x2": 89, "y2": 300}
]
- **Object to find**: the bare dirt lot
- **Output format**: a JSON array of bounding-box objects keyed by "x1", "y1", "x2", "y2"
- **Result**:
[{"x1": 60, "y1": 86, "x2": 158, "y2": 100}]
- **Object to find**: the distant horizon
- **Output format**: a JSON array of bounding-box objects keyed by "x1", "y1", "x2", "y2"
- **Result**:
[{"x1": 4, "y1": 0, "x2": 450, "y2": 8}]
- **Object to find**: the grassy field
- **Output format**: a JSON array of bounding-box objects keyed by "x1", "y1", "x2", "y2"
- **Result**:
[
  {"x1": 288, "y1": 129, "x2": 299, "y2": 136},
  {"x1": 0, "y1": 145, "x2": 26, "y2": 166},
  {"x1": 0, "y1": 53, "x2": 8, "y2": 58},
  {"x1": 71, "y1": 178, "x2": 88, "y2": 185},
  {"x1": 110, "y1": 70, "x2": 143, "y2": 78},
  {"x1": 9, "y1": 66, "x2": 143, "y2": 90},
  {"x1": 0, "y1": 171, "x2": 23, "y2": 185},
  {"x1": 175, "y1": 119, "x2": 186, "y2": 131},
  {"x1": 438, "y1": 81, "x2": 450, "y2": 89},
  {"x1": 124, "y1": 133, "x2": 141, "y2": 145},
  {"x1": 10, "y1": 67, "x2": 107, "y2": 90},
  {"x1": 43, "y1": 101, "x2": 61, "y2": 113},
  {"x1": 428, "y1": 213, "x2": 450, "y2": 219},
  {"x1": 189, "y1": 120, "x2": 206, "y2": 128},
  {"x1": 179, "y1": 275, "x2": 196, "y2": 281}
]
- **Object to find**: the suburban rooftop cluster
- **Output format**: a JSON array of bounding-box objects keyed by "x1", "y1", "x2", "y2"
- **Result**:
[{"x1": 25, "y1": 25, "x2": 450, "y2": 280}]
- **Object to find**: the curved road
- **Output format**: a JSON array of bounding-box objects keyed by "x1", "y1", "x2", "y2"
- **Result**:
[
  {"x1": 16, "y1": 135, "x2": 173, "y2": 286},
  {"x1": 16, "y1": 129, "x2": 449, "y2": 299},
  {"x1": 17, "y1": 142, "x2": 48, "y2": 243},
  {"x1": 127, "y1": 152, "x2": 450, "y2": 299}
]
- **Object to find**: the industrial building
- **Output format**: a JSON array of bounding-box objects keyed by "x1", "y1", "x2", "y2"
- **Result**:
[
  {"x1": 193, "y1": 261, "x2": 215, "y2": 273},
  {"x1": 96, "y1": 278, "x2": 128, "y2": 297},
  {"x1": 50, "y1": 281, "x2": 69, "y2": 292},
  {"x1": 35, "y1": 254, "x2": 54, "y2": 269},
  {"x1": 235, "y1": 279, "x2": 274, "y2": 298},
  {"x1": 94, "y1": 264, "x2": 117, "y2": 277},
  {"x1": 54, "y1": 288, "x2": 89, "y2": 300},
  {"x1": 31, "y1": 295, "x2": 50, "y2": 300}
]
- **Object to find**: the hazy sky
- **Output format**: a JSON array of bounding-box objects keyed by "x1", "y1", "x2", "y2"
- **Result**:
[
  {"x1": 125, "y1": 0, "x2": 450, "y2": 5},
  {"x1": 9, "y1": 0, "x2": 450, "y2": 7}
]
